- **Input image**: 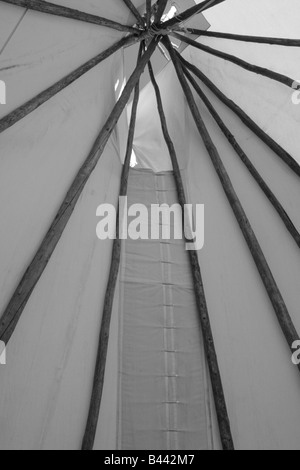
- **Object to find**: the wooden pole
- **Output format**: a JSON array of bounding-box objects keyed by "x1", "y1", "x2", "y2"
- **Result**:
[
  {"x1": 0, "y1": 38, "x2": 158, "y2": 346},
  {"x1": 172, "y1": 32, "x2": 299, "y2": 91},
  {"x1": 146, "y1": 0, "x2": 152, "y2": 28},
  {"x1": 122, "y1": 0, "x2": 144, "y2": 27},
  {"x1": 163, "y1": 0, "x2": 226, "y2": 29},
  {"x1": 154, "y1": 0, "x2": 168, "y2": 23},
  {"x1": 148, "y1": 58, "x2": 235, "y2": 452},
  {"x1": 151, "y1": 1, "x2": 159, "y2": 17},
  {"x1": 165, "y1": 37, "x2": 300, "y2": 374},
  {"x1": 184, "y1": 29, "x2": 300, "y2": 47},
  {"x1": 0, "y1": 0, "x2": 137, "y2": 32},
  {"x1": 0, "y1": 33, "x2": 147, "y2": 134},
  {"x1": 195, "y1": 0, "x2": 226, "y2": 13},
  {"x1": 178, "y1": 55, "x2": 300, "y2": 178},
  {"x1": 82, "y1": 43, "x2": 143, "y2": 452},
  {"x1": 182, "y1": 65, "x2": 300, "y2": 249}
]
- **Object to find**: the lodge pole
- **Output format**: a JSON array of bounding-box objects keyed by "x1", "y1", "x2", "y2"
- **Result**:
[
  {"x1": 0, "y1": 33, "x2": 148, "y2": 134},
  {"x1": 183, "y1": 29, "x2": 300, "y2": 47},
  {"x1": 165, "y1": 38, "x2": 300, "y2": 375},
  {"x1": 0, "y1": 0, "x2": 137, "y2": 32},
  {"x1": 163, "y1": 0, "x2": 226, "y2": 29},
  {"x1": 148, "y1": 56, "x2": 235, "y2": 451},
  {"x1": 82, "y1": 44, "x2": 143, "y2": 451},
  {"x1": 178, "y1": 55, "x2": 300, "y2": 178},
  {"x1": 0, "y1": 38, "x2": 158, "y2": 346},
  {"x1": 172, "y1": 33, "x2": 300, "y2": 91},
  {"x1": 182, "y1": 65, "x2": 300, "y2": 249},
  {"x1": 154, "y1": 0, "x2": 168, "y2": 23},
  {"x1": 146, "y1": 0, "x2": 152, "y2": 28},
  {"x1": 122, "y1": 0, "x2": 144, "y2": 27}
]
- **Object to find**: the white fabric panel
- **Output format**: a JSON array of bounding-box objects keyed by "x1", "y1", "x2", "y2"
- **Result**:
[
  {"x1": 184, "y1": 46, "x2": 300, "y2": 229},
  {"x1": 130, "y1": 41, "x2": 300, "y2": 449},
  {"x1": 0, "y1": 48, "x2": 124, "y2": 312},
  {"x1": 0, "y1": 0, "x2": 142, "y2": 451},
  {"x1": 202, "y1": 0, "x2": 300, "y2": 165},
  {"x1": 0, "y1": 0, "x2": 138, "y2": 28},
  {"x1": 181, "y1": 67, "x2": 300, "y2": 448},
  {"x1": 204, "y1": 0, "x2": 300, "y2": 38},
  {"x1": 0, "y1": 137, "x2": 122, "y2": 450},
  {"x1": 0, "y1": 15, "x2": 124, "y2": 448},
  {"x1": 132, "y1": 65, "x2": 190, "y2": 172},
  {"x1": 0, "y1": 4, "x2": 124, "y2": 117},
  {"x1": 48, "y1": 0, "x2": 146, "y2": 25},
  {"x1": 0, "y1": 3, "x2": 25, "y2": 52},
  {"x1": 119, "y1": 169, "x2": 216, "y2": 450},
  {"x1": 0, "y1": 0, "x2": 299, "y2": 451},
  {"x1": 49, "y1": 0, "x2": 132, "y2": 21},
  {"x1": 187, "y1": 44, "x2": 300, "y2": 166},
  {"x1": 186, "y1": 123, "x2": 300, "y2": 449}
]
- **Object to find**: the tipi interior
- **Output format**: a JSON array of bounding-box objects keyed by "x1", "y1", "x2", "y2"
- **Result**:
[{"x1": 0, "y1": 0, "x2": 300, "y2": 451}]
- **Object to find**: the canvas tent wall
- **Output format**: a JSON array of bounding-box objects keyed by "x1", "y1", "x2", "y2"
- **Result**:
[{"x1": 0, "y1": 0, "x2": 299, "y2": 450}]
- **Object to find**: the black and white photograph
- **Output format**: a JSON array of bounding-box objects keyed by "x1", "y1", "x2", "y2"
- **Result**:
[{"x1": 0, "y1": 0, "x2": 299, "y2": 452}]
